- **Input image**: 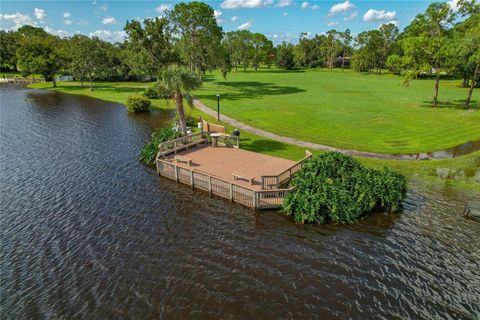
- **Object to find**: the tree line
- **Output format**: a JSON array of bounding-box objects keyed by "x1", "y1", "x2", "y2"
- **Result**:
[{"x1": 0, "y1": 0, "x2": 478, "y2": 109}]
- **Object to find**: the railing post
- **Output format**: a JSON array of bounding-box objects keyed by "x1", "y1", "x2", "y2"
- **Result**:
[
  {"x1": 253, "y1": 191, "x2": 258, "y2": 209},
  {"x1": 175, "y1": 165, "x2": 179, "y2": 182},
  {"x1": 190, "y1": 170, "x2": 194, "y2": 189},
  {"x1": 230, "y1": 183, "x2": 233, "y2": 201},
  {"x1": 208, "y1": 176, "x2": 212, "y2": 195}
]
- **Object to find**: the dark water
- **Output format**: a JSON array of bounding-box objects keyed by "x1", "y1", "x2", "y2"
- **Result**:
[
  {"x1": 392, "y1": 140, "x2": 480, "y2": 160},
  {"x1": 1, "y1": 86, "x2": 480, "y2": 319}
]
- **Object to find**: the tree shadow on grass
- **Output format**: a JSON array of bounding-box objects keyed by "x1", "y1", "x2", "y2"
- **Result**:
[
  {"x1": 54, "y1": 83, "x2": 148, "y2": 95},
  {"x1": 420, "y1": 99, "x2": 479, "y2": 109},
  {"x1": 240, "y1": 137, "x2": 290, "y2": 154},
  {"x1": 197, "y1": 81, "x2": 306, "y2": 101}
]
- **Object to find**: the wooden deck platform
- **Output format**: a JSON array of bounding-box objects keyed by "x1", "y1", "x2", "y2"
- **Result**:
[
  {"x1": 155, "y1": 133, "x2": 312, "y2": 210},
  {"x1": 165, "y1": 146, "x2": 295, "y2": 190}
]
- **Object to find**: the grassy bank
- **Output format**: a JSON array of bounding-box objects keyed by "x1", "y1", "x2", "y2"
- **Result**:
[
  {"x1": 29, "y1": 80, "x2": 479, "y2": 191},
  {"x1": 195, "y1": 68, "x2": 479, "y2": 154}
]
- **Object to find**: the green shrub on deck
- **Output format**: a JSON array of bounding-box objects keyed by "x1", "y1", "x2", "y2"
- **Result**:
[
  {"x1": 126, "y1": 95, "x2": 151, "y2": 112},
  {"x1": 139, "y1": 127, "x2": 182, "y2": 166},
  {"x1": 283, "y1": 152, "x2": 407, "y2": 224}
]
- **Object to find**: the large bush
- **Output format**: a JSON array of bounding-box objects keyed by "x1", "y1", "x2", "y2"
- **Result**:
[
  {"x1": 143, "y1": 86, "x2": 160, "y2": 99},
  {"x1": 139, "y1": 127, "x2": 182, "y2": 165},
  {"x1": 283, "y1": 152, "x2": 407, "y2": 224},
  {"x1": 126, "y1": 95, "x2": 151, "y2": 112}
]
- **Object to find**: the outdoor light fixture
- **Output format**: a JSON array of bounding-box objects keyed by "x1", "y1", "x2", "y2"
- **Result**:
[{"x1": 216, "y1": 94, "x2": 220, "y2": 121}]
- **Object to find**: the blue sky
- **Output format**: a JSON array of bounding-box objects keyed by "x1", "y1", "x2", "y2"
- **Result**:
[{"x1": 0, "y1": 0, "x2": 459, "y2": 44}]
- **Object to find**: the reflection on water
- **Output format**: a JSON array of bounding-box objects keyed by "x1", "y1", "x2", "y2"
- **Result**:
[
  {"x1": 1, "y1": 86, "x2": 480, "y2": 319},
  {"x1": 392, "y1": 140, "x2": 480, "y2": 160}
]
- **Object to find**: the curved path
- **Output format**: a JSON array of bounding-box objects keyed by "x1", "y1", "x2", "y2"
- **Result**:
[{"x1": 193, "y1": 99, "x2": 477, "y2": 161}]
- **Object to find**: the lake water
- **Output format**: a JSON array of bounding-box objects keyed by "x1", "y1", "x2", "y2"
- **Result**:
[{"x1": 1, "y1": 86, "x2": 479, "y2": 319}]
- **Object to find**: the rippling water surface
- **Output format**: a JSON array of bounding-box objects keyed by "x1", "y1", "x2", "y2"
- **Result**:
[{"x1": 1, "y1": 86, "x2": 479, "y2": 319}]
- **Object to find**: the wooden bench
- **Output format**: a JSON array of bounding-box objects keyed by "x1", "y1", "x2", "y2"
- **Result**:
[
  {"x1": 232, "y1": 171, "x2": 255, "y2": 185},
  {"x1": 174, "y1": 155, "x2": 193, "y2": 166}
]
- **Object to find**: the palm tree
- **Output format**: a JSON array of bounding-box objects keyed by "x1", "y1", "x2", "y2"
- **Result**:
[{"x1": 157, "y1": 65, "x2": 201, "y2": 135}]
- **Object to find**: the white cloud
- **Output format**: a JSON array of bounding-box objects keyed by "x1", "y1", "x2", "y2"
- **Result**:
[
  {"x1": 344, "y1": 11, "x2": 358, "y2": 21},
  {"x1": 301, "y1": 2, "x2": 319, "y2": 10},
  {"x1": 0, "y1": 12, "x2": 34, "y2": 27},
  {"x1": 44, "y1": 26, "x2": 70, "y2": 38},
  {"x1": 267, "y1": 31, "x2": 294, "y2": 44},
  {"x1": 64, "y1": 19, "x2": 72, "y2": 25},
  {"x1": 221, "y1": 0, "x2": 273, "y2": 9},
  {"x1": 447, "y1": 0, "x2": 459, "y2": 12},
  {"x1": 329, "y1": 0, "x2": 354, "y2": 16},
  {"x1": 34, "y1": 8, "x2": 47, "y2": 20},
  {"x1": 63, "y1": 12, "x2": 70, "y2": 18},
  {"x1": 102, "y1": 16, "x2": 116, "y2": 25},
  {"x1": 231, "y1": 16, "x2": 239, "y2": 21},
  {"x1": 100, "y1": 4, "x2": 108, "y2": 12},
  {"x1": 89, "y1": 30, "x2": 127, "y2": 43},
  {"x1": 214, "y1": 10, "x2": 224, "y2": 24},
  {"x1": 363, "y1": 9, "x2": 396, "y2": 22},
  {"x1": 237, "y1": 20, "x2": 252, "y2": 30},
  {"x1": 156, "y1": 4, "x2": 171, "y2": 13},
  {"x1": 276, "y1": 0, "x2": 293, "y2": 7},
  {"x1": 283, "y1": 12, "x2": 288, "y2": 16},
  {"x1": 328, "y1": 21, "x2": 339, "y2": 27}
]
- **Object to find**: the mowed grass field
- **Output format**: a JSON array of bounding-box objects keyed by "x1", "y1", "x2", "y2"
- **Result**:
[
  {"x1": 29, "y1": 80, "x2": 479, "y2": 190},
  {"x1": 194, "y1": 69, "x2": 480, "y2": 154}
]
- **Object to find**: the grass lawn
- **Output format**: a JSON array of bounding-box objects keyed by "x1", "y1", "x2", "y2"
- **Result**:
[
  {"x1": 194, "y1": 68, "x2": 480, "y2": 154},
  {"x1": 29, "y1": 80, "x2": 479, "y2": 191}
]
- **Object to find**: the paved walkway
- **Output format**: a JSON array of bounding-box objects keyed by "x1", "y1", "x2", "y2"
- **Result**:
[{"x1": 193, "y1": 99, "x2": 410, "y2": 160}]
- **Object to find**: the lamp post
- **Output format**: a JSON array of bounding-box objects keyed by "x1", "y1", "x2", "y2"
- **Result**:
[{"x1": 216, "y1": 94, "x2": 220, "y2": 121}]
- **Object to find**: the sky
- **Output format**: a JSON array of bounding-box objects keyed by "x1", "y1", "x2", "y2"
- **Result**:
[{"x1": 0, "y1": 0, "x2": 461, "y2": 44}]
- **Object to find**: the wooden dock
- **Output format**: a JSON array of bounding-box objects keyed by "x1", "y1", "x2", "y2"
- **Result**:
[{"x1": 155, "y1": 132, "x2": 312, "y2": 210}]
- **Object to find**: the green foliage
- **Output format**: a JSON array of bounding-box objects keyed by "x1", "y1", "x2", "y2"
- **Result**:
[
  {"x1": 126, "y1": 95, "x2": 152, "y2": 112},
  {"x1": 144, "y1": 85, "x2": 161, "y2": 99},
  {"x1": 276, "y1": 42, "x2": 295, "y2": 69},
  {"x1": 15, "y1": 33, "x2": 64, "y2": 86},
  {"x1": 386, "y1": 54, "x2": 403, "y2": 74},
  {"x1": 139, "y1": 127, "x2": 182, "y2": 165},
  {"x1": 157, "y1": 64, "x2": 201, "y2": 134},
  {"x1": 283, "y1": 152, "x2": 407, "y2": 224},
  {"x1": 169, "y1": 1, "x2": 223, "y2": 74}
]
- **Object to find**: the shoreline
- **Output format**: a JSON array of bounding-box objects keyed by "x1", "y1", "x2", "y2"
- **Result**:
[{"x1": 25, "y1": 82, "x2": 480, "y2": 191}]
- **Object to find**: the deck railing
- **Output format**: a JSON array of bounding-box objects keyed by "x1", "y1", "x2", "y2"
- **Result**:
[
  {"x1": 156, "y1": 158, "x2": 292, "y2": 210},
  {"x1": 215, "y1": 133, "x2": 239, "y2": 148},
  {"x1": 158, "y1": 132, "x2": 207, "y2": 158},
  {"x1": 260, "y1": 150, "x2": 312, "y2": 189}
]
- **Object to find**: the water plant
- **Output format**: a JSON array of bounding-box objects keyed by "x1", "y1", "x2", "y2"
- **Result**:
[
  {"x1": 126, "y1": 95, "x2": 151, "y2": 112},
  {"x1": 283, "y1": 152, "x2": 407, "y2": 224},
  {"x1": 139, "y1": 127, "x2": 182, "y2": 165}
]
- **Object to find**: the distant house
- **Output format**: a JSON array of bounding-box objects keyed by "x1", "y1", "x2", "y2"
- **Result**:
[
  {"x1": 57, "y1": 75, "x2": 74, "y2": 81},
  {"x1": 334, "y1": 56, "x2": 351, "y2": 68}
]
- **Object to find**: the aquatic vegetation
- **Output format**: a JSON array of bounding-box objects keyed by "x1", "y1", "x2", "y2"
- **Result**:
[
  {"x1": 139, "y1": 127, "x2": 181, "y2": 165},
  {"x1": 126, "y1": 95, "x2": 151, "y2": 112},
  {"x1": 283, "y1": 152, "x2": 407, "y2": 224}
]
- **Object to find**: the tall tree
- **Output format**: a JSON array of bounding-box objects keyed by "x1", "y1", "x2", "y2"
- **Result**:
[
  {"x1": 157, "y1": 65, "x2": 201, "y2": 134},
  {"x1": 124, "y1": 17, "x2": 174, "y2": 76},
  {"x1": 0, "y1": 30, "x2": 19, "y2": 71},
  {"x1": 457, "y1": 0, "x2": 480, "y2": 108},
  {"x1": 251, "y1": 33, "x2": 273, "y2": 71},
  {"x1": 323, "y1": 30, "x2": 342, "y2": 69},
  {"x1": 401, "y1": 2, "x2": 454, "y2": 108},
  {"x1": 223, "y1": 30, "x2": 253, "y2": 71},
  {"x1": 276, "y1": 42, "x2": 295, "y2": 69},
  {"x1": 16, "y1": 34, "x2": 64, "y2": 87},
  {"x1": 339, "y1": 29, "x2": 352, "y2": 70},
  {"x1": 169, "y1": 1, "x2": 223, "y2": 74}
]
